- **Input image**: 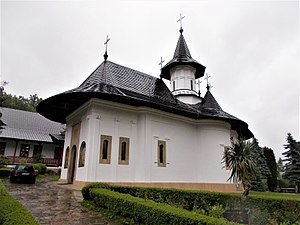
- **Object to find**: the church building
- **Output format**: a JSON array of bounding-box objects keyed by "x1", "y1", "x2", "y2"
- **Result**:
[{"x1": 37, "y1": 24, "x2": 253, "y2": 192}]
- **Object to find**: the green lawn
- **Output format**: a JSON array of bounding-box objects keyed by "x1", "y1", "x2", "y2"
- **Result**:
[{"x1": 249, "y1": 191, "x2": 300, "y2": 201}]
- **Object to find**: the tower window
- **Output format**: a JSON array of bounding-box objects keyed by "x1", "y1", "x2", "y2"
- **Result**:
[
  {"x1": 173, "y1": 81, "x2": 176, "y2": 91},
  {"x1": 100, "y1": 135, "x2": 112, "y2": 164},
  {"x1": 119, "y1": 137, "x2": 130, "y2": 165},
  {"x1": 157, "y1": 140, "x2": 166, "y2": 167},
  {"x1": 191, "y1": 80, "x2": 194, "y2": 90}
]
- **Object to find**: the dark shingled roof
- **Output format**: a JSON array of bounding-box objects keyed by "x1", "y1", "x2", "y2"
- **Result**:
[
  {"x1": 37, "y1": 60, "x2": 253, "y2": 139},
  {"x1": 160, "y1": 30, "x2": 206, "y2": 80},
  {"x1": 0, "y1": 107, "x2": 64, "y2": 142}
]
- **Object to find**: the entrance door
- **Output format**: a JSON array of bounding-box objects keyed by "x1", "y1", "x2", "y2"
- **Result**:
[
  {"x1": 67, "y1": 123, "x2": 80, "y2": 184},
  {"x1": 68, "y1": 145, "x2": 77, "y2": 183}
]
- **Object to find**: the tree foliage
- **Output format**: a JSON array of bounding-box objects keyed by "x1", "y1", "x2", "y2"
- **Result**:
[
  {"x1": 0, "y1": 92, "x2": 42, "y2": 112},
  {"x1": 282, "y1": 133, "x2": 300, "y2": 193},
  {"x1": 222, "y1": 139, "x2": 256, "y2": 209},
  {"x1": 250, "y1": 138, "x2": 271, "y2": 192},
  {"x1": 263, "y1": 147, "x2": 277, "y2": 192}
]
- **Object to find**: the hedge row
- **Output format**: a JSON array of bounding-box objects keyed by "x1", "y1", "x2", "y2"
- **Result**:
[
  {"x1": 90, "y1": 188, "x2": 238, "y2": 225},
  {"x1": 0, "y1": 180, "x2": 39, "y2": 225},
  {"x1": 82, "y1": 183, "x2": 300, "y2": 224}
]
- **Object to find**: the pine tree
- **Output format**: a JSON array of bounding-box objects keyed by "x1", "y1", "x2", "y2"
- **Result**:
[
  {"x1": 263, "y1": 147, "x2": 277, "y2": 192},
  {"x1": 250, "y1": 138, "x2": 271, "y2": 191},
  {"x1": 282, "y1": 133, "x2": 300, "y2": 193}
]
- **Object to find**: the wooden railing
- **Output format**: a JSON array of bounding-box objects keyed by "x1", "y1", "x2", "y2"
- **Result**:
[{"x1": 7, "y1": 156, "x2": 62, "y2": 166}]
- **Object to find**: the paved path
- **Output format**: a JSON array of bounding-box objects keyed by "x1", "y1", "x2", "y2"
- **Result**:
[{"x1": 2, "y1": 178, "x2": 119, "y2": 225}]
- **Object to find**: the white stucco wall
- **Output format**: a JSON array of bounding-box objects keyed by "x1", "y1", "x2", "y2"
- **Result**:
[{"x1": 61, "y1": 99, "x2": 236, "y2": 185}]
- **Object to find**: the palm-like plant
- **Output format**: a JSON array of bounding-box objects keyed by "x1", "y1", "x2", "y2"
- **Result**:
[{"x1": 222, "y1": 139, "x2": 256, "y2": 210}]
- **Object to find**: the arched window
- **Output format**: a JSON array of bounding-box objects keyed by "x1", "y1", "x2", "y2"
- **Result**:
[
  {"x1": 119, "y1": 137, "x2": 130, "y2": 165},
  {"x1": 78, "y1": 141, "x2": 86, "y2": 167},
  {"x1": 102, "y1": 140, "x2": 108, "y2": 160},
  {"x1": 99, "y1": 135, "x2": 112, "y2": 164},
  {"x1": 157, "y1": 140, "x2": 166, "y2": 167},
  {"x1": 64, "y1": 146, "x2": 70, "y2": 168}
]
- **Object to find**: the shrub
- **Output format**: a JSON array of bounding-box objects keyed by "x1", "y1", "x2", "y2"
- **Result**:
[
  {"x1": 0, "y1": 155, "x2": 9, "y2": 168},
  {"x1": 0, "y1": 180, "x2": 39, "y2": 225},
  {"x1": 90, "y1": 188, "x2": 238, "y2": 225},
  {"x1": 82, "y1": 183, "x2": 300, "y2": 224},
  {"x1": 33, "y1": 163, "x2": 47, "y2": 175}
]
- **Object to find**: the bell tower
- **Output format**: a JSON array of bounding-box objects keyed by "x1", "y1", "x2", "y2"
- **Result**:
[{"x1": 160, "y1": 16, "x2": 206, "y2": 104}]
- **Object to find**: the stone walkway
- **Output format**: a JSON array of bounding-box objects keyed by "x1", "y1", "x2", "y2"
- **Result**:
[{"x1": 2, "y1": 178, "x2": 119, "y2": 225}]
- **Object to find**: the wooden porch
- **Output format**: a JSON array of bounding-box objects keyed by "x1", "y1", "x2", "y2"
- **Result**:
[{"x1": 7, "y1": 156, "x2": 62, "y2": 167}]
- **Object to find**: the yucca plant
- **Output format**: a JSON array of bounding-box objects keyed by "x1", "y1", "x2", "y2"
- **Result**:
[{"x1": 223, "y1": 139, "x2": 256, "y2": 210}]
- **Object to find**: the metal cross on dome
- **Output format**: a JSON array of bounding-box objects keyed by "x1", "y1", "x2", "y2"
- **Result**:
[
  {"x1": 177, "y1": 13, "x2": 185, "y2": 31},
  {"x1": 104, "y1": 35, "x2": 110, "y2": 52},
  {"x1": 158, "y1": 57, "x2": 165, "y2": 70},
  {"x1": 204, "y1": 73, "x2": 210, "y2": 85}
]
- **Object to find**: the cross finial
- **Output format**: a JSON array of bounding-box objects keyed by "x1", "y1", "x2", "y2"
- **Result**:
[
  {"x1": 196, "y1": 79, "x2": 202, "y2": 96},
  {"x1": 177, "y1": 13, "x2": 185, "y2": 33},
  {"x1": 103, "y1": 35, "x2": 110, "y2": 61},
  {"x1": 204, "y1": 73, "x2": 211, "y2": 90},
  {"x1": 158, "y1": 57, "x2": 165, "y2": 70}
]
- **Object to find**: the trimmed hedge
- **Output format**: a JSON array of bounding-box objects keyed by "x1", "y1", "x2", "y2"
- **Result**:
[
  {"x1": 90, "y1": 188, "x2": 238, "y2": 225},
  {"x1": 0, "y1": 180, "x2": 39, "y2": 225},
  {"x1": 82, "y1": 183, "x2": 300, "y2": 224}
]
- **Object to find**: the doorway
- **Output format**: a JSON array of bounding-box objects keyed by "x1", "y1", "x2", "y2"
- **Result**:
[{"x1": 67, "y1": 145, "x2": 77, "y2": 184}]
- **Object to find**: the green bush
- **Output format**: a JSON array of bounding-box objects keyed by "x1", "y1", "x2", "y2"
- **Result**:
[
  {"x1": 0, "y1": 180, "x2": 39, "y2": 225},
  {"x1": 82, "y1": 183, "x2": 300, "y2": 224},
  {"x1": 90, "y1": 188, "x2": 238, "y2": 225},
  {"x1": 33, "y1": 163, "x2": 47, "y2": 175},
  {"x1": 0, "y1": 155, "x2": 9, "y2": 168}
]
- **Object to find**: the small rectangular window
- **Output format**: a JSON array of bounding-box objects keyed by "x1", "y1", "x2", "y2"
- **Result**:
[
  {"x1": 173, "y1": 81, "x2": 175, "y2": 91},
  {"x1": 0, "y1": 142, "x2": 6, "y2": 155},
  {"x1": 20, "y1": 144, "x2": 30, "y2": 158},
  {"x1": 100, "y1": 135, "x2": 112, "y2": 164},
  {"x1": 191, "y1": 80, "x2": 194, "y2": 90},
  {"x1": 33, "y1": 145, "x2": 43, "y2": 158},
  {"x1": 157, "y1": 140, "x2": 166, "y2": 167},
  {"x1": 118, "y1": 137, "x2": 130, "y2": 165}
]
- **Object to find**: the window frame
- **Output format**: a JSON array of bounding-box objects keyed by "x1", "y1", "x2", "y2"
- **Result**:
[
  {"x1": 157, "y1": 140, "x2": 166, "y2": 167},
  {"x1": 78, "y1": 141, "x2": 86, "y2": 167},
  {"x1": 99, "y1": 135, "x2": 112, "y2": 164},
  {"x1": 19, "y1": 144, "x2": 30, "y2": 158},
  {"x1": 118, "y1": 137, "x2": 130, "y2": 165}
]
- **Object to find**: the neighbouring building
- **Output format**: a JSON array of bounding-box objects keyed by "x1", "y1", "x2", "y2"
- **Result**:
[
  {"x1": 37, "y1": 27, "x2": 253, "y2": 192},
  {"x1": 0, "y1": 107, "x2": 65, "y2": 166}
]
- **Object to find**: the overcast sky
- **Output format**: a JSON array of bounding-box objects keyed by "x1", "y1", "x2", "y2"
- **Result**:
[{"x1": 1, "y1": 0, "x2": 299, "y2": 159}]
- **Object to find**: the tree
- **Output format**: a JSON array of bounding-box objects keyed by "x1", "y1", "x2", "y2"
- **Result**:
[
  {"x1": 282, "y1": 133, "x2": 300, "y2": 193},
  {"x1": 0, "y1": 92, "x2": 42, "y2": 112},
  {"x1": 222, "y1": 139, "x2": 256, "y2": 209},
  {"x1": 263, "y1": 147, "x2": 277, "y2": 192},
  {"x1": 250, "y1": 138, "x2": 271, "y2": 192}
]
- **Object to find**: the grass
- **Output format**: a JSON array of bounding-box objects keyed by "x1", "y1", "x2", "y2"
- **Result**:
[{"x1": 249, "y1": 191, "x2": 300, "y2": 201}]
